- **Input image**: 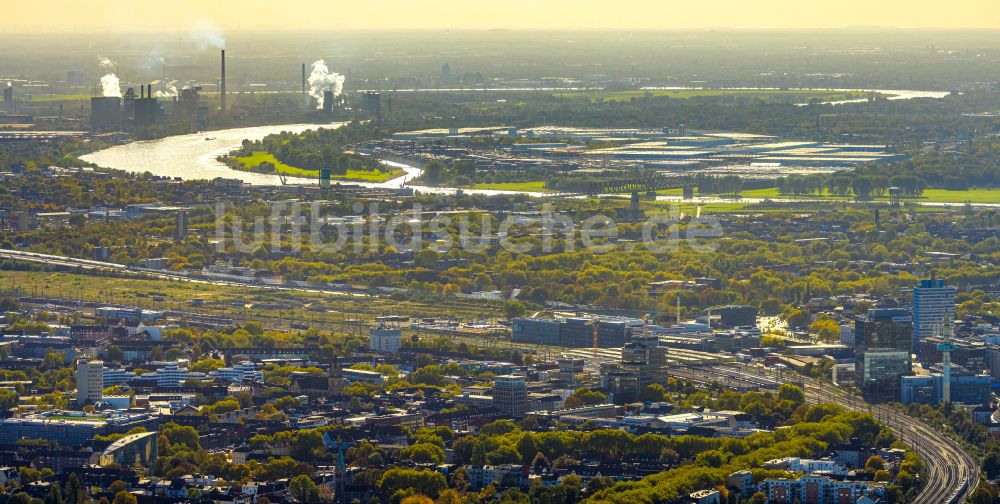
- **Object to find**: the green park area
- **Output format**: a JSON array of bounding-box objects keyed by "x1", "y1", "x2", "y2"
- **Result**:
[
  {"x1": 232, "y1": 151, "x2": 402, "y2": 182},
  {"x1": 452, "y1": 182, "x2": 990, "y2": 210},
  {"x1": 739, "y1": 187, "x2": 999, "y2": 204},
  {"x1": 4, "y1": 93, "x2": 94, "y2": 103},
  {"x1": 469, "y1": 181, "x2": 555, "y2": 193},
  {"x1": 918, "y1": 188, "x2": 1000, "y2": 204}
]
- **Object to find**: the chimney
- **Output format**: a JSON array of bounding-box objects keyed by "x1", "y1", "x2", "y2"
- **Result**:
[
  {"x1": 140, "y1": 86, "x2": 144, "y2": 99},
  {"x1": 323, "y1": 90, "x2": 333, "y2": 115},
  {"x1": 147, "y1": 84, "x2": 152, "y2": 99},
  {"x1": 220, "y1": 49, "x2": 227, "y2": 112},
  {"x1": 301, "y1": 63, "x2": 306, "y2": 95}
]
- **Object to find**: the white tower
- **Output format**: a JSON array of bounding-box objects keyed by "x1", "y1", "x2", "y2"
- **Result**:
[{"x1": 937, "y1": 309, "x2": 955, "y2": 404}]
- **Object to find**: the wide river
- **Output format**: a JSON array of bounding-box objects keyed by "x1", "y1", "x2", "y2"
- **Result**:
[
  {"x1": 81, "y1": 112, "x2": 996, "y2": 208},
  {"x1": 82, "y1": 123, "x2": 352, "y2": 187},
  {"x1": 80, "y1": 122, "x2": 533, "y2": 196}
]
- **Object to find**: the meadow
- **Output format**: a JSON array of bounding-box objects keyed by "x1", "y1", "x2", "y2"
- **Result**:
[
  {"x1": 233, "y1": 151, "x2": 402, "y2": 182},
  {"x1": 739, "y1": 187, "x2": 999, "y2": 204}
]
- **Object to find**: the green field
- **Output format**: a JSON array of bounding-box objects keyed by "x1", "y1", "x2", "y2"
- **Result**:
[
  {"x1": 469, "y1": 181, "x2": 554, "y2": 193},
  {"x1": 10, "y1": 93, "x2": 94, "y2": 103},
  {"x1": 739, "y1": 187, "x2": 848, "y2": 200},
  {"x1": 919, "y1": 189, "x2": 1000, "y2": 204},
  {"x1": 653, "y1": 188, "x2": 686, "y2": 196},
  {"x1": 739, "y1": 187, "x2": 999, "y2": 204},
  {"x1": 644, "y1": 198, "x2": 958, "y2": 215},
  {"x1": 560, "y1": 89, "x2": 869, "y2": 103},
  {"x1": 644, "y1": 200, "x2": 762, "y2": 214},
  {"x1": 233, "y1": 151, "x2": 401, "y2": 183}
]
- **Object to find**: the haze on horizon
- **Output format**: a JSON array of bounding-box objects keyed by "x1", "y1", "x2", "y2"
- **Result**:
[{"x1": 6, "y1": 0, "x2": 1000, "y2": 32}]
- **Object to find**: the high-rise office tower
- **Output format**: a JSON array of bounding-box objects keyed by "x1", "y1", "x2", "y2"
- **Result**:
[
  {"x1": 75, "y1": 359, "x2": 104, "y2": 406},
  {"x1": 913, "y1": 278, "x2": 956, "y2": 351},
  {"x1": 175, "y1": 210, "x2": 189, "y2": 242},
  {"x1": 855, "y1": 308, "x2": 913, "y2": 402},
  {"x1": 492, "y1": 375, "x2": 528, "y2": 417}
]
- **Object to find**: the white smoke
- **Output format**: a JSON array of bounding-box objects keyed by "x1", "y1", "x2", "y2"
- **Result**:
[
  {"x1": 100, "y1": 74, "x2": 121, "y2": 98},
  {"x1": 97, "y1": 56, "x2": 121, "y2": 98},
  {"x1": 188, "y1": 20, "x2": 226, "y2": 50},
  {"x1": 308, "y1": 59, "x2": 345, "y2": 110},
  {"x1": 154, "y1": 81, "x2": 179, "y2": 98},
  {"x1": 97, "y1": 56, "x2": 115, "y2": 72},
  {"x1": 97, "y1": 56, "x2": 122, "y2": 98}
]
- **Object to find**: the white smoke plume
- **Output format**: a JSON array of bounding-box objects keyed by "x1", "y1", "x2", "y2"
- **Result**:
[
  {"x1": 308, "y1": 59, "x2": 345, "y2": 110},
  {"x1": 188, "y1": 20, "x2": 226, "y2": 50},
  {"x1": 154, "y1": 81, "x2": 179, "y2": 98},
  {"x1": 97, "y1": 56, "x2": 121, "y2": 98},
  {"x1": 100, "y1": 74, "x2": 122, "y2": 98},
  {"x1": 97, "y1": 56, "x2": 115, "y2": 72}
]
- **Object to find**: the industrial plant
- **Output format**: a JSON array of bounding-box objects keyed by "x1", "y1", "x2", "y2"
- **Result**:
[{"x1": 84, "y1": 50, "x2": 356, "y2": 131}]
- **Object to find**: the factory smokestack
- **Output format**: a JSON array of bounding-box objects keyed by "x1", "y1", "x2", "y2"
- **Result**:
[
  {"x1": 301, "y1": 63, "x2": 306, "y2": 95},
  {"x1": 323, "y1": 90, "x2": 333, "y2": 115},
  {"x1": 220, "y1": 49, "x2": 227, "y2": 113}
]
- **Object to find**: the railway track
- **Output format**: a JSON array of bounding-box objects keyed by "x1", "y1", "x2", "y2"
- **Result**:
[
  {"x1": 672, "y1": 366, "x2": 978, "y2": 504},
  {"x1": 804, "y1": 383, "x2": 976, "y2": 504}
]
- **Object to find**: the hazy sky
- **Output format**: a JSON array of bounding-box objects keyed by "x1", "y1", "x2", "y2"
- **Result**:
[{"x1": 8, "y1": 0, "x2": 1000, "y2": 31}]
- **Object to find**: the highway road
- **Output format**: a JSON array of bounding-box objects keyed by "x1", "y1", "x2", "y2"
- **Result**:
[{"x1": 672, "y1": 366, "x2": 977, "y2": 504}]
